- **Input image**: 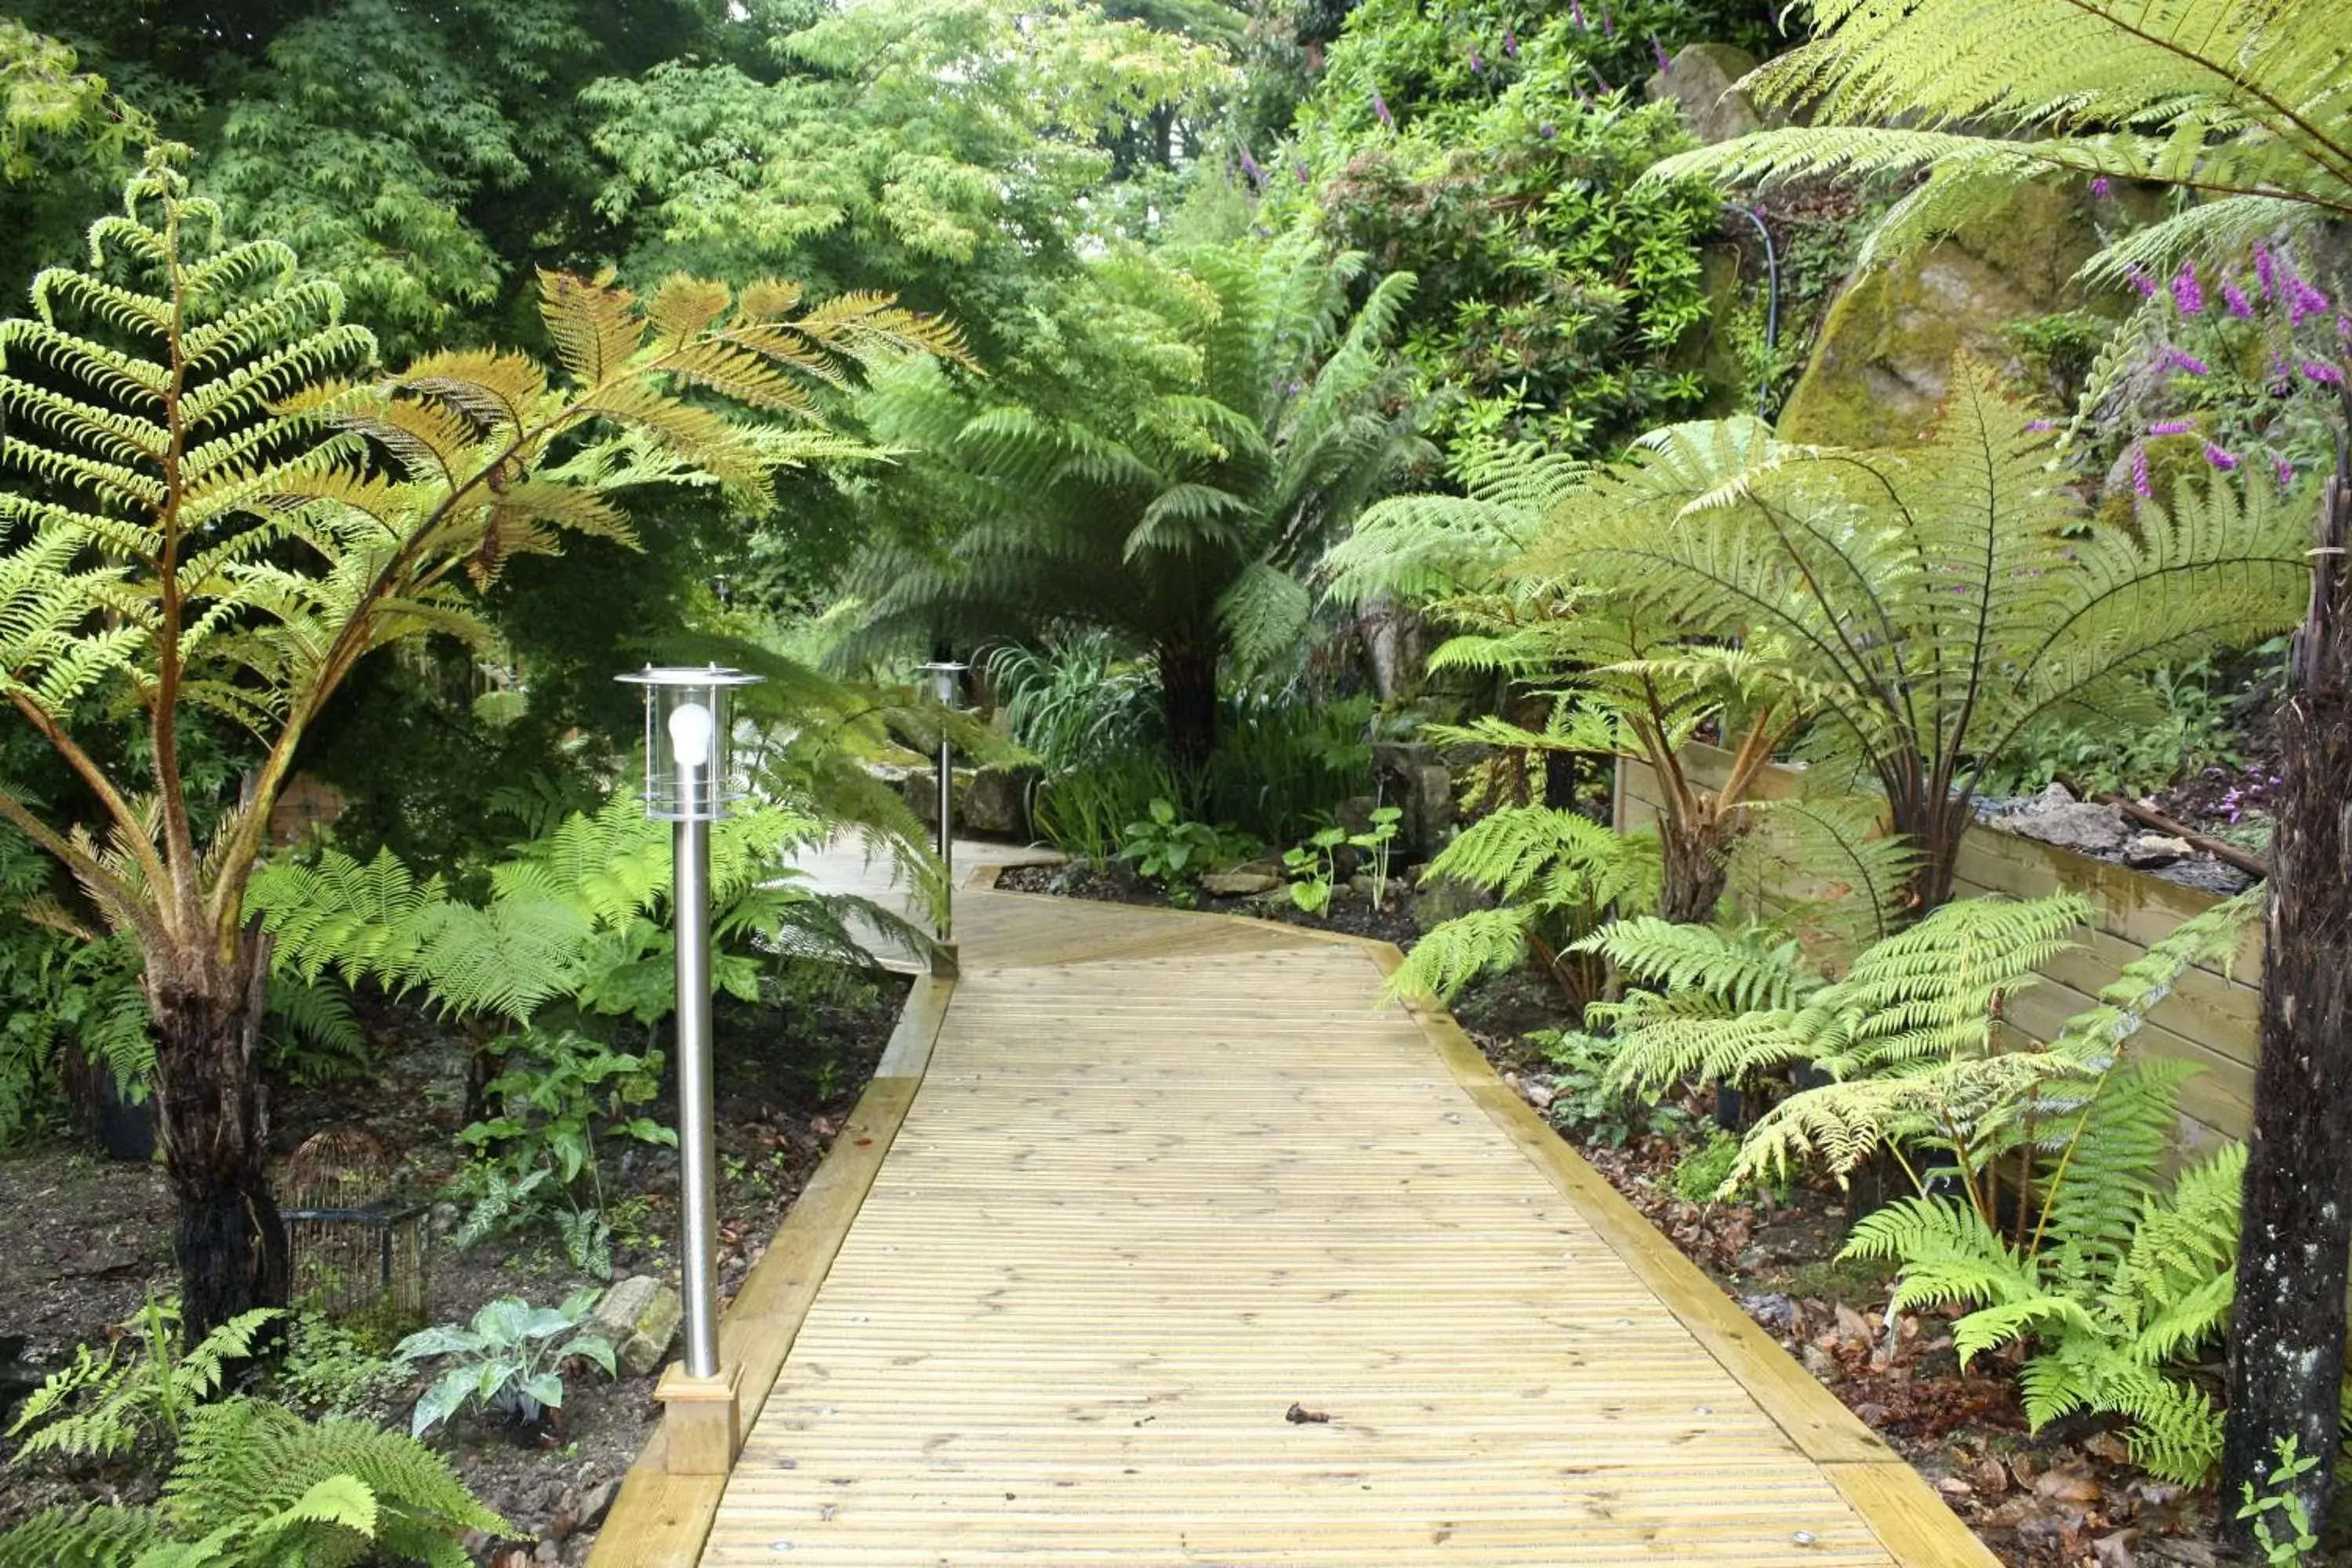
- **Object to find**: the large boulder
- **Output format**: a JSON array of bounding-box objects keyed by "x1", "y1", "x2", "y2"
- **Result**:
[
  {"x1": 1779, "y1": 182, "x2": 2116, "y2": 447},
  {"x1": 1370, "y1": 742, "x2": 1457, "y2": 860},
  {"x1": 961, "y1": 765, "x2": 1036, "y2": 837},
  {"x1": 1646, "y1": 43, "x2": 1765, "y2": 147}
]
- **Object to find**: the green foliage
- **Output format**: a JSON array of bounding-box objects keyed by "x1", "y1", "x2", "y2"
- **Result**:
[
  {"x1": 452, "y1": 1028, "x2": 676, "y2": 1276},
  {"x1": 1034, "y1": 749, "x2": 1189, "y2": 867},
  {"x1": 1388, "y1": 806, "x2": 1659, "y2": 1003},
  {"x1": 275, "y1": 1312, "x2": 406, "y2": 1423},
  {"x1": 846, "y1": 237, "x2": 1426, "y2": 763},
  {"x1": 7, "y1": 1299, "x2": 279, "y2": 1463},
  {"x1": 1600, "y1": 891, "x2": 2266, "y2": 1482},
  {"x1": 1845, "y1": 1138, "x2": 2244, "y2": 1484},
  {"x1": 1986, "y1": 656, "x2": 2250, "y2": 800},
  {"x1": 983, "y1": 639, "x2": 1160, "y2": 775},
  {"x1": 2237, "y1": 1436, "x2": 2322, "y2": 1566},
  {"x1": 1262, "y1": 0, "x2": 1737, "y2": 456},
  {"x1": 0, "y1": 1396, "x2": 508, "y2": 1568},
  {"x1": 1120, "y1": 799, "x2": 1244, "y2": 904},
  {"x1": 1653, "y1": 0, "x2": 2352, "y2": 285},
  {"x1": 0, "y1": 20, "x2": 146, "y2": 182},
  {"x1": 1512, "y1": 364, "x2": 2309, "y2": 904},
  {"x1": 1281, "y1": 806, "x2": 1399, "y2": 914},
  {"x1": 1671, "y1": 1127, "x2": 1744, "y2": 1204},
  {"x1": 1530, "y1": 1029, "x2": 1685, "y2": 1149},
  {"x1": 393, "y1": 1292, "x2": 615, "y2": 1437}
]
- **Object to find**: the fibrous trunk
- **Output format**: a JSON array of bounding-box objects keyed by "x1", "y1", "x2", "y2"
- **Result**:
[
  {"x1": 2223, "y1": 430, "x2": 2352, "y2": 1537},
  {"x1": 147, "y1": 931, "x2": 288, "y2": 1345},
  {"x1": 1657, "y1": 818, "x2": 1733, "y2": 925},
  {"x1": 1160, "y1": 641, "x2": 1220, "y2": 771}
]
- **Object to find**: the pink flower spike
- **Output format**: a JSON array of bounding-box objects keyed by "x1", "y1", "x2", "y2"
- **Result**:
[
  {"x1": 2304, "y1": 359, "x2": 2347, "y2": 387},
  {"x1": 1653, "y1": 36, "x2": 1670, "y2": 72},
  {"x1": 2276, "y1": 456, "x2": 2298, "y2": 489},
  {"x1": 2203, "y1": 442, "x2": 2239, "y2": 472},
  {"x1": 2090, "y1": 176, "x2": 2111, "y2": 198},
  {"x1": 2128, "y1": 265, "x2": 2157, "y2": 297},
  {"x1": 2223, "y1": 279, "x2": 2252, "y2": 318},
  {"x1": 2171, "y1": 262, "x2": 2204, "y2": 314},
  {"x1": 1504, "y1": 24, "x2": 1519, "y2": 56},
  {"x1": 2132, "y1": 446, "x2": 2152, "y2": 499},
  {"x1": 2256, "y1": 243, "x2": 2278, "y2": 298},
  {"x1": 1570, "y1": 0, "x2": 1587, "y2": 26},
  {"x1": 2147, "y1": 419, "x2": 2194, "y2": 436}
]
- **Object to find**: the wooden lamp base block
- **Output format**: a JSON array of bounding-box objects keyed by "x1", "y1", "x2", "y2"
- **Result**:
[{"x1": 654, "y1": 1362, "x2": 743, "y2": 1475}]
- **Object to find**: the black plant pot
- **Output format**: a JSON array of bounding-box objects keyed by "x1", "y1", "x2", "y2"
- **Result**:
[{"x1": 96, "y1": 1073, "x2": 157, "y2": 1162}]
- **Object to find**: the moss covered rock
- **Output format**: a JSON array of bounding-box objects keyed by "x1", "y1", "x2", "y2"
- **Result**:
[
  {"x1": 1779, "y1": 182, "x2": 2113, "y2": 446},
  {"x1": 1645, "y1": 43, "x2": 1764, "y2": 147}
]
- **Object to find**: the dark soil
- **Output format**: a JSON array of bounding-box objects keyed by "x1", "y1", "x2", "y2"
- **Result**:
[{"x1": 0, "y1": 964, "x2": 905, "y2": 1566}]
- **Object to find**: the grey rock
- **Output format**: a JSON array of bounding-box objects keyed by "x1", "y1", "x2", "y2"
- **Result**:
[
  {"x1": 969, "y1": 765, "x2": 1036, "y2": 837},
  {"x1": 590, "y1": 1276, "x2": 681, "y2": 1379},
  {"x1": 2122, "y1": 832, "x2": 2191, "y2": 869},
  {"x1": 1371, "y1": 743, "x2": 1458, "y2": 858},
  {"x1": 1646, "y1": 42, "x2": 1764, "y2": 145},
  {"x1": 1200, "y1": 869, "x2": 1282, "y2": 898},
  {"x1": 575, "y1": 1479, "x2": 618, "y2": 1532},
  {"x1": 1740, "y1": 1291, "x2": 1802, "y2": 1334},
  {"x1": 1412, "y1": 875, "x2": 1496, "y2": 934},
  {"x1": 2154, "y1": 855, "x2": 2259, "y2": 897},
  {"x1": 1800, "y1": 1343, "x2": 1844, "y2": 1384},
  {"x1": 2002, "y1": 801, "x2": 2130, "y2": 856}
]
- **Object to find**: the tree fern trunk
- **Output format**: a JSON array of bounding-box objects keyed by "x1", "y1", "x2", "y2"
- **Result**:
[
  {"x1": 1657, "y1": 822, "x2": 1732, "y2": 926},
  {"x1": 2220, "y1": 423, "x2": 2352, "y2": 1542},
  {"x1": 147, "y1": 932, "x2": 288, "y2": 1346},
  {"x1": 1160, "y1": 641, "x2": 1219, "y2": 771},
  {"x1": 2222, "y1": 416, "x2": 2352, "y2": 1540}
]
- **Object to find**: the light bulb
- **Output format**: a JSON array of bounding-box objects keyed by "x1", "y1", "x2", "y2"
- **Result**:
[{"x1": 667, "y1": 700, "x2": 715, "y2": 769}]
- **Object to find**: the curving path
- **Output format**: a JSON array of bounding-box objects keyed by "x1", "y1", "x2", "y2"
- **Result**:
[{"x1": 590, "y1": 846, "x2": 1994, "y2": 1567}]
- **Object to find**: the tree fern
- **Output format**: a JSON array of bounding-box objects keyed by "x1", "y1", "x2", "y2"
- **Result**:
[
  {"x1": 0, "y1": 147, "x2": 961, "y2": 1339},
  {"x1": 1514, "y1": 362, "x2": 2307, "y2": 906},
  {"x1": 1652, "y1": 0, "x2": 2352, "y2": 284}
]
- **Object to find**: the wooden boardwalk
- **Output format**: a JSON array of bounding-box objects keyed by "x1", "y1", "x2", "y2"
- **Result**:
[{"x1": 593, "y1": 850, "x2": 1992, "y2": 1567}]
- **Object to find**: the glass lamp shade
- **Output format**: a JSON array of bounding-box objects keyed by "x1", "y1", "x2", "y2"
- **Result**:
[
  {"x1": 914, "y1": 660, "x2": 967, "y2": 708},
  {"x1": 616, "y1": 665, "x2": 764, "y2": 821}
]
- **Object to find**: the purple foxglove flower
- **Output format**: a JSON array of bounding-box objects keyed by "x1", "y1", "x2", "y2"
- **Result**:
[
  {"x1": 1570, "y1": 0, "x2": 1587, "y2": 26},
  {"x1": 1468, "y1": 42, "x2": 1483, "y2": 71},
  {"x1": 2256, "y1": 242, "x2": 2278, "y2": 299},
  {"x1": 1653, "y1": 36, "x2": 1670, "y2": 72},
  {"x1": 2128, "y1": 265, "x2": 2157, "y2": 297},
  {"x1": 2171, "y1": 263, "x2": 2204, "y2": 314},
  {"x1": 1602, "y1": 3, "x2": 1615, "y2": 35},
  {"x1": 1238, "y1": 147, "x2": 1265, "y2": 187},
  {"x1": 2223, "y1": 279, "x2": 2252, "y2": 318},
  {"x1": 1504, "y1": 24, "x2": 1519, "y2": 56},
  {"x1": 2148, "y1": 419, "x2": 2195, "y2": 436},
  {"x1": 1372, "y1": 88, "x2": 1392, "y2": 128},
  {"x1": 2090, "y1": 176, "x2": 2111, "y2": 198},
  {"x1": 2304, "y1": 359, "x2": 2347, "y2": 386},
  {"x1": 2154, "y1": 347, "x2": 2210, "y2": 376},
  {"x1": 2204, "y1": 442, "x2": 2239, "y2": 471},
  {"x1": 2276, "y1": 456, "x2": 2298, "y2": 488},
  {"x1": 2288, "y1": 278, "x2": 2332, "y2": 327},
  {"x1": 2133, "y1": 446, "x2": 2152, "y2": 498}
]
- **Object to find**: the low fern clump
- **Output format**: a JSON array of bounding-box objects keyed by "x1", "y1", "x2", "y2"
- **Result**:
[
  {"x1": 0, "y1": 1398, "x2": 509, "y2": 1568},
  {"x1": 1595, "y1": 889, "x2": 2263, "y2": 1481}
]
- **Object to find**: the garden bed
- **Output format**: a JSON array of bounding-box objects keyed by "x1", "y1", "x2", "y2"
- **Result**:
[
  {"x1": 1002, "y1": 867, "x2": 2243, "y2": 1568},
  {"x1": 0, "y1": 967, "x2": 906, "y2": 1566}
]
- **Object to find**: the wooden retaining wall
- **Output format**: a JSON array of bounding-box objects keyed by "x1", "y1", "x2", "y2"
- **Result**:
[{"x1": 1613, "y1": 746, "x2": 2264, "y2": 1147}]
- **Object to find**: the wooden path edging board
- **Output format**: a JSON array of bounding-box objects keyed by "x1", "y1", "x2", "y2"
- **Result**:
[{"x1": 591, "y1": 863, "x2": 1995, "y2": 1567}]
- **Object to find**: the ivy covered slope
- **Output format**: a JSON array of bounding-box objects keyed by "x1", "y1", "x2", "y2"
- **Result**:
[{"x1": 1254, "y1": 0, "x2": 1754, "y2": 457}]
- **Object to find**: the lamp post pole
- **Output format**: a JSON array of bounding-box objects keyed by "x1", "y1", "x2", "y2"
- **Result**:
[
  {"x1": 671, "y1": 805, "x2": 719, "y2": 1381},
  {"x1": 619, "y1": 663, "x2": 761, "y2": 1473},
  {"x1": 916, "y1": 661, "x2": 966, "y2": 942}
]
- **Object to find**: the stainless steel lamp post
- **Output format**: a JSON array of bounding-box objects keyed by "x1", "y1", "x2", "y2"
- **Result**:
[
  {"x1": 914, "y1": 661, "x2": 966, "y2": 941},
  {"x1": 619, "y1": 662, "x2": 762, "y2": 1475}
]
